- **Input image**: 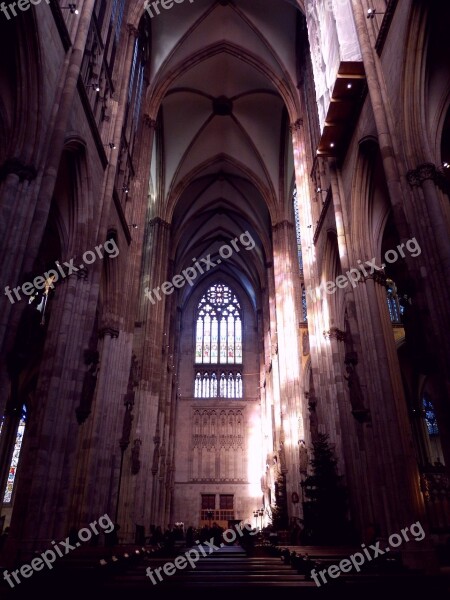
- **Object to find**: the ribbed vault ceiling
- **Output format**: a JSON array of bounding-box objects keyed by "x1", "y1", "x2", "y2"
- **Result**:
[{"x1": 134, "y1": 0, "x2": 306, "y2": 306}]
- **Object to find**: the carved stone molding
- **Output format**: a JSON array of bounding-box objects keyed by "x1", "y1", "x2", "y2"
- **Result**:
[
  {"x1": 0, "y1": 158, "x2": 37, "y2": 182},
  {"x1": 119, "y1": 408, "x2": 133, "y2": 451},
  {"x1": 75, "y1": 350, "x2": 100, "y2": 424},
  {"x1": 344, "y1": 351, "x2": 371, "y2": 423},
  {"x1": 299, "y1": 440, "x2": 308, "y2": 475},
  {"x1": 323, "y1": 327, "x2": 346, "y2": 342},
  {"x1": 131, "y1": 439, "x2": 142, "y2": 475},
  {"x1": 302, "y1": 331, "x2": 310, "y2": 355},
  {"x1": 128, "y1": 353, "x2": 140, "y2": 391}
]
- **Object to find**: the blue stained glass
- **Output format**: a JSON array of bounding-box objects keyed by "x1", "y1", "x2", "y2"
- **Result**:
[{"x1": 423, "y1": 396, "x2": 439, "y2": 437}]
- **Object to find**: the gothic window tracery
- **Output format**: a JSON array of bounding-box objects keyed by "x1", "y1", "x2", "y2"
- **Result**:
[{"x1": 195, "y1": 283, "x2": 242, "y2": 364}]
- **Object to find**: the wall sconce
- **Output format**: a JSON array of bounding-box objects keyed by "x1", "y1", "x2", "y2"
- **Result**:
[
  {"x1": 316, "y1": 186, "x2": 331, "y2": 203},
  {"x1": 367, "y1": 8, "x2": 385, "y2": 19},
  {"x1": 87, "y1": 82, "x2": 100, "y2": 92}
]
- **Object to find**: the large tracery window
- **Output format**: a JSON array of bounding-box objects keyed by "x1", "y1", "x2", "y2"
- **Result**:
[{"x1": 195, "y1": 283, "x2": 242, "y2": 365}]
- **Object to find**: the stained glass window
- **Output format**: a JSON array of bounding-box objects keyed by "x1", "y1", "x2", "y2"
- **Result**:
[
  {"x1": 293, "y1": 186, "x2": 303, "y2": 274},
  {"x1": 3, "y1": 405, "x2": 26, "y2": 504},
  {"x1": 423, "y1": 396, "x2": 439, "y2": 437},
  {"x1": 220, "y1": 372, "x2": 227, "y2": 397},
  {"x1": 111, "y1": 0, "x2": 126, "y2": 41},
  {"x1": 211, "y1": 373, "x2": 218, "y2": 397},
  {"x1": 236, "y1": 373, "x2": 243, "y2": 398},
  {"x1": 195, "y1": 372, "x2": 202, "y2": 397},
  {"x1": 195, "y1": 283, "x2": 242, "y2": 365},
  {"x1": 194, "y1": 372, "x2": 243, "y2": 399},
  {"x1": 385, "y1": 279, "x2": 404, "y2": 323},
  {"x1": 301, "y1": 286, "x2": 308, "y2": 321}
]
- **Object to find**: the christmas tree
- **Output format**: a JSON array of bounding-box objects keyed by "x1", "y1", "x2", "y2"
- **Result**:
[{"x1": 301, "y1": 433, "x2": 348, "y2": 544}]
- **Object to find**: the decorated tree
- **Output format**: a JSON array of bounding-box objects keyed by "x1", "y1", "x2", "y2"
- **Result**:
[
  {"x1": 271, "y1": 472, "x2": 289, "y2": 530},
  {"x1": 301, "y1": 433, "x2": 348, "y2": 544}
]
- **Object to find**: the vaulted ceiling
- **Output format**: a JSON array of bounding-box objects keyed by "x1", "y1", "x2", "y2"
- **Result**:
[{"x1": 134, "y1": 0, "x2": 308, "y2": 306}]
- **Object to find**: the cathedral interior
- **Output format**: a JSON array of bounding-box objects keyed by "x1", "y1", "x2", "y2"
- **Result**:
[{"x1": 0, "y1": 0, "x2": 449, "y2": 595}]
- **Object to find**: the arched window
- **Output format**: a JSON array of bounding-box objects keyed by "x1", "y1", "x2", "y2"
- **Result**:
[
  {"x1": 301, "y1": 286, "x2": 308, "y2": 322},
  {"x1": 3, "y1": 405, "x2": 26, "y2": 504},
  {"x1": 420, "y1": 393, "x2": 444, "y2": 467},
  {"x1": 194, "y1": 372, "x2": 243, "y2": 399},
  {"x1": 195, "y1": 283, "x2": 242, "y2": 364},
  {"x1": 293, "y1": 186, "x2": 303, "y2": 274},
  {"x1": 386, "y1": 278, "x2": 403, "y2": 323},
  {"x1": 423, "y1": 396, "x2": 439, "y2": 437}
]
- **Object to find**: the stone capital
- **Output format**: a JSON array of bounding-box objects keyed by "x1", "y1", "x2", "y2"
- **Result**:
[
  {"x1": 289, "y1": 119, "x2": 303, "y2": 133},
  {"x1": 0, "y1": 158, "x2": 37, "y2": 182},
  {"x1": 127, "y1": 24, "x2": 139, "y2": 38},
  {"x1": 149, "y1": 216, "x2": 170, "y2": 230},
  {"x1": 407, "y1": 162, "x2": 449, "y2": 192},
  {"x1": 143, "y1": 114, "x2": 157, "y2": 129},
  {"x1": 272, "y1": 220, "x2": 294, "y2": 233},
  {"x1": 323, "y1": 327, "x2": 346, "y2": 342},
  {"x1": 75, "y1": 265, "x2": 88, "y2": 280},
  {"x1": 99, "y1": 326, "x2": 120, "y2": 339},
  {"x1": 372, "y1": 270, "x2": 387, "y2": 286}
]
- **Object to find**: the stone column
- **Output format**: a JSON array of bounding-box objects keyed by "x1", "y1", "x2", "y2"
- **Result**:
[
  {"x1": 5, "y1": 266, "x2": 98, "y2": 561},
  {"x1": 404, "y1": 163, "x2": 450, "y2": 470},
  {"x1": 133, "y1": 215, "x2": 172, "y2": 528},
  {"x1": 365, "y1": 271, "x2": 425, "y2": 526},
  {"x1": 406, "y1": 163, "x2": 450, "y2": 341},
  {"x1": 271, "y1": 219, "x2": 304, "y2": 517},
  {"x1": 95, "y1": 24, "x2": 139, "y2": 243},
  {"x1": 352, "y1": 7, "x2": 450, "y2": 476}
]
